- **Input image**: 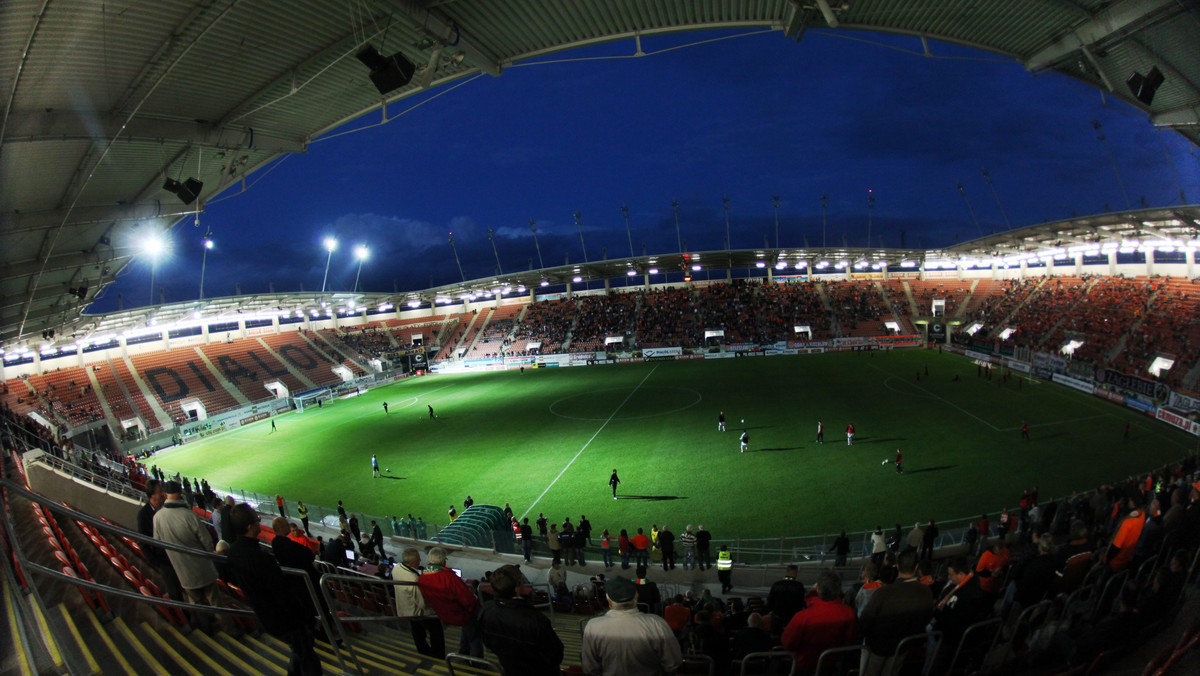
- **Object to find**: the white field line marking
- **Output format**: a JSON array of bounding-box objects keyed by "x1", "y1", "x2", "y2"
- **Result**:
[
  {"x1": 520, "y1": 366, "x2": 658, "y2": 520},
  {"x1": 995, "y1": 414, "x2": 1107, "y2": 432},
  {"x1": 870, "y1": 364, "x2": 1002, "y2": 431}
]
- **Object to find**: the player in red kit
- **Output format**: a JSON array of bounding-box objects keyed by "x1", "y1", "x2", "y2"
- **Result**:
[{"x1": 846, "y1": 423, "x2": 855, "y2": 446}]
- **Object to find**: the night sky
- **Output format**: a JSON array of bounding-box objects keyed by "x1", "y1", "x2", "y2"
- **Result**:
[{"x1": 93, "y1": 27, "x2": 1199, "y2": 312}]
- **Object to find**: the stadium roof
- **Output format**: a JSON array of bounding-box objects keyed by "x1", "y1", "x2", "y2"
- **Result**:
[{"x1": 3, "y1": 0, "x2": 1199, "y2": 352}]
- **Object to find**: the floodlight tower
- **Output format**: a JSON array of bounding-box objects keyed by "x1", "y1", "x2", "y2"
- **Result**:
[
  {"x1": 866, "y1": 190, "x2": 875, "y2": 249},
  {"x1": 320, "y1": 237, "x2": 338, "y2": 293},
  {"x1": 488, "y1": 228, "x2": 504, "y2": 275},
  {"x1": 621, "y1": 204, "x2": 634, "y2": 258},
  {"x1": 352, "y1": 244, "x2": 370, "y2": 292},
  {"x1": 199, "y1": 227, "x2": 214, "y2": 300},
  {"x1": 449, "y1": 233, "x2": 466, "y2": 282},
  {"x1": 722, "y1": 196, "x2": 731, "y2": 250},
  {"x1": 574, "y1": 211, "x2": 588, "y2": 263},
  {"x1": 529, "y1": 220, "x2": 544, "y2": 269},
  {"x1": 672, "y1": 200, "x2": 683, "y2": 254},
  {"x1": 820, "y1": 193, "x2": 829, "y2": 249},
  {"x1": 142, "y1": 233, "x2": 167, "y2": 306},
  {"x1": 772, "y1": 195, "x2": 781, "y2": 249}
]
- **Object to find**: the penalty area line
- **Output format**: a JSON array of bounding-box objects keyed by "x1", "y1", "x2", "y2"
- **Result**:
[{"x1": 520, "y1": 365, "x2": 658, "y2": 521}]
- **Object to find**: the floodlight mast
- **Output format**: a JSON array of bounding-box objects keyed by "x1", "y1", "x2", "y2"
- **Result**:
[
  {"x1": 772, "y1": 195, "x2": 781, "y2": 249},
  {"x1": 672, "y1": 200, "x2": 683, "y2": 254},
  {"x1": 142, "y1": 233, "x2": 166, "y2": 306},
  {"x1": 529, "y1": 220, "x2": 544, "y2": 269},
  {"x1": 722, "y1": 196, "x2": 731, "y2": 250},
  {"x1": 199, "y1": 226, "x2": 214, "y2": 300},
  {"x1": 353, "y1": 244, "x2": 370, "y2": 292},
  {"x1": 320, "y1": 237, "x2": 338, "y2": 293},
  {"x1": 621, "y1": 204, "x2": 634, "y2": 258}
]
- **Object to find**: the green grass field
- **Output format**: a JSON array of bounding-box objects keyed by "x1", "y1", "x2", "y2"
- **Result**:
[{"x1": 144, "y1": 350, "x2": 1195, "y2": 541}]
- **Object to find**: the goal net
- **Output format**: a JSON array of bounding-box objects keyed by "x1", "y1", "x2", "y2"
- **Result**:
[{"x1": 293, "y1": 388, "x2": 332, "y2": 412}]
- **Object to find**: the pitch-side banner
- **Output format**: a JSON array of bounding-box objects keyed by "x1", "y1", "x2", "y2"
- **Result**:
[
  {"x1": 1168, "y1": 391, "x2": 1200, "y2": 415},
  {"x1": 1102, "y1": 369, "x2": 1170, "y2": 402},
  {"x1": 643, "y1": 347, "x2": 682, "y2": 358},
  {"x1": 1052, "y1": 372, "x2": 1094, "y2": 394},
  {"x1": 1157, "y1": 408, "x2": 1200, "y2": 436}
]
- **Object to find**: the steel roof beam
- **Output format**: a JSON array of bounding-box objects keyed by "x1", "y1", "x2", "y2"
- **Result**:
[
  {"x1": 389, "y1": 0, "x2": 503, "y2": 77},
  {"x1": 1024, "y1": 0, "x2": 1174, "y2": 72},
  {"x1": 1152, "y1": 105, "x2": 1200, "y2": 128},
  {"x1": 1, "y1": 203, "x2": 191, "y2": 235},
  {"x1": 3, "y1": 112, "x2": 305, "y2": 154}
]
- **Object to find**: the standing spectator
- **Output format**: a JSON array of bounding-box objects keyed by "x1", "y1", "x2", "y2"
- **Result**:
[
  {"x1": 858, "y1": 551, "x2": 934, "y2": 676},
  {"x1": 348, "y1": 514, "x2": 361, "y2": 544},
  {"x1": 226, "y1": 504, "x2": 322, "y2": 676},
  {"x1": 418, "y1": 547, "x2": 482, "y2": 657},
  {"x1": 136, "y1": 479, "x2": 182, "y2": 601},
  {"x1": 369, "y1": 520, "x2": 385, "y2": 560},
  {"x1": 600, "y1": 529, "x2": 614, "y2": 569},
  {"x1": 695, "y1": 525, "x2": 713, "y2": 570},
  {"x1": 618, "y1": 529, "x2": 632, "y2": 569},
  {"x1": 275, "y1": 494, "x2": 287, "y2": 517},
  {"x1": 781, "y1": 570, "x2": 858, "y2": 672},
  {"x1": 152, "y1": 480, "x2": 220, "y2": 629},
  {"x1": 536, "y1": 513, "x2": 549, "y2": 540},
  {"x1": 717, "y1": 546, "x2": 733, "y2": 593},
  {"x1": 920, "y1": 520, "x2": 939, "y2": 561},
  {"x1": 658, "y1": 525, "x2": 676, "y2": 571},
  {"x1": 579, "y1": 515, "x2": 593, "y2": 545},
  {"x1": 478, "y1": 564, "x2": 564, "y2": 676},
  {"x1": 905, "y1": 522, "x2": 924, "y2": 554},
  {"x1": 547, "y1": 524, "x2": 562, "y2": 565},
  {"x1": 632, "y1": 528, "x2": 651, "y2": 568},
  {"x1": 520, "y1": 518, "x2": 534, "y2": 563},
  {"x1": 582, "y1": 576, "x2": 682, "y2": 676},
  {"x1": 270, "y1": 517, "x2": 323, "y2": 618},
  {"x1": 829, "y1": 531, "x2": 851, "y2": 567},
  {"x1": 870, "y1": 526, "x2": 887, "y2": 565},
  {"x1": 678, "y1": 525, "x2": 697, "y2": 571},
  {"x1": 297, "y1": 500, "x2": 310, "y2": 537},
  {"x1": 767, "y1": 565, "x2": 808, "y2": 638},
  {"x1": 393, "y1": 548, "x2": 445, "y2": 658}
]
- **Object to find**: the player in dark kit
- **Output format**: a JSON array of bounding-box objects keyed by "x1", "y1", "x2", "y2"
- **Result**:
[
  {"x1": 1021, "y1": 420, "x2": 1030, "y2": 442},
  {"x1": 718, "y1": 411, "x2": 726, "y2": 432},
  {"x1": 428, "y1": 404, "x2": 435, "y2": 419},
  {"x1": 895, "y1": 448, "x2": 903, "y2": 474},
  {"x1": 382, "y1": 402, "x2": 388, "y2": 414},
  {"x1": 609, "y1": 469, "x2": 620, "y2": 499}
]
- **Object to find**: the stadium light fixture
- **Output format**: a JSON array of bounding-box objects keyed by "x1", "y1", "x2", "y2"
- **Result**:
[
  {"x1": 796, "y1": 261, "x2": 808, "y2": 269},
  {"x1": 755, "y1": 261, "x2": 766, "y2": 268},
  {"x1": 539, "y1": 279, "x2": 549, "y2": 287},
  {"x1": 627, "y1": 269, "x2": 638, "y2": 276},
  {"x1": 352, "y1": 244, "x2": 370, "y2": 292},
  {"x1": 691, "y1": 264, "x2": 701, "y2": 271},
  {"x1": 141, "y1": 232, "x2": 170, "y2": 306},
  {"x1": 407, "y1": 300, "x2": 421, "y2": 308},
  {"x1": 572, "y1": 276, "x2": 583, "y2": 283},
  {"x1": 320, "y1": 237, "x2": 338, "y2": 293},
  {"x1": 648, "y1": 268, "x2": 659, "y2": 275}
]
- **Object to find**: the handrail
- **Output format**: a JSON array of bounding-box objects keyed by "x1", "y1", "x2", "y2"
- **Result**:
[
  {"x1": 0, "y1": 475, "x2": 339, "y2": 674},
  {"x1": 27, "y1": 452, "x2": 143, "y2": 500}
]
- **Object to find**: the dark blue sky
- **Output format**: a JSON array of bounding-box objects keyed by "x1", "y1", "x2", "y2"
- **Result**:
[{"x1": 98, "y1": 27, "x2": 1198, "y2": 310}]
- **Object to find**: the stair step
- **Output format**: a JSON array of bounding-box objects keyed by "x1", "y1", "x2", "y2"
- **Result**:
[
  {"x1": 186, "y1": 627, "x2": 271, "y2": 676},
  {"x1": 82, "y1": 609, "x2": 137, "y2": 674},
  {"x1": 142, "y1": 622, "x2": 239, "y2": 676},
  {"x1": 55, "y1": 603, "x2": 101, "y2": 675},
  {"x1": 217, "y1": 632, "x2": 287, "y2": 676}
]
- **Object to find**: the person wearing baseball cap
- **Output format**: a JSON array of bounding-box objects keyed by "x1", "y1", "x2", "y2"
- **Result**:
[
  {"x1": 581, "y1": 576, "x2": 681, "y2": 675},
  {"x1": 152, "y1": 479, "x2": 221, "y2": 631}
]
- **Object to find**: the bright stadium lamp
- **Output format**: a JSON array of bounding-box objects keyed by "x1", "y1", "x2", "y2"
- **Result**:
[
  {"x1": 353, "y1": 244, "x2": 370, "y2": 292},
  {"x1": 320, "y1": 237, "x2": 338, "y2": 293},
  {"x1": 141, "y1": 232, "x2": 170, "y2": 306}
]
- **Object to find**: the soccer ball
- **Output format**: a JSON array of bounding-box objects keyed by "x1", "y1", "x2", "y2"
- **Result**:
[
  {"x1": 881, "y1": 458, "x2": 890, "y2": 465},
  {"x1": 740, "y1": 419, "x2": 745, "y2": 423},
  {"x1": 385, "y1": 468, "x2": 390, "y2": 472}
]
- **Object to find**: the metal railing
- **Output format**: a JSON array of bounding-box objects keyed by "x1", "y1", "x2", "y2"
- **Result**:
[{"x1": 0, "y1": 474, "x2": 347, "y2": 674}]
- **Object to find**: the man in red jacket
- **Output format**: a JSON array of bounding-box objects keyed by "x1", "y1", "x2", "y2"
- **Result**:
[
  {"x1": 417, "y1": 547, "x2": 482, "y2": 657},
  {"x1": 781, "y1": 570, "x2": 857, "y2": 672}
]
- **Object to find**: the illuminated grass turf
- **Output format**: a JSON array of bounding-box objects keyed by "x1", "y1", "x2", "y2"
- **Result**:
[{"x1": 145, "y1": 350, "x2": 1191, "y2": 540}]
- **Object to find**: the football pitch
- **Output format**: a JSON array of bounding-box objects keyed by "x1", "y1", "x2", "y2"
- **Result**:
[{"x1": 144, "y1": 350, "x2": 1195, "y2": 542}]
